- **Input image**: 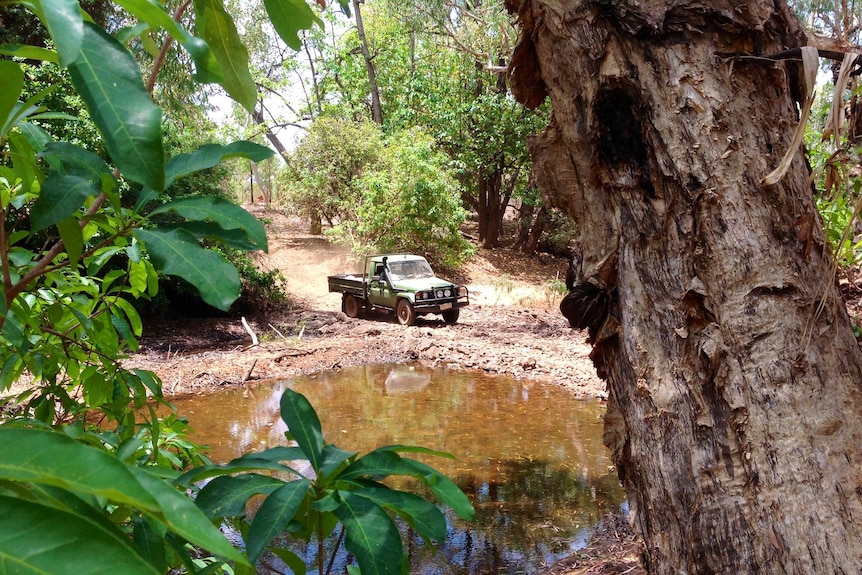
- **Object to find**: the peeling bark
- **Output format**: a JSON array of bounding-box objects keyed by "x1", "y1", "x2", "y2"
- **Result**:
[{"x1": 511, "y1": 0, "x2": 862, "y2": 572}]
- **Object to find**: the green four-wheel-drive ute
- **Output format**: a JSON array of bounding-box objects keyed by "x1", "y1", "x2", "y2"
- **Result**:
[{"x1": 327, "y1": 254, "x2": 469, "y2": 325}]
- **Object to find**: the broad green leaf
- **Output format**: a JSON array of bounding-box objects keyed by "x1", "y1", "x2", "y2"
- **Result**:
[
  {"x1": 349, "y1": 486, "x2": 447, "y2": 544},
  {"x1": 195, "y1": 474, "x2": 285, "y2": 518},
  {"x1": 0, "y1": 44, "x2": 59, "y2": 63},
  {"x1": 129, "y1": 468, "x2": 247, "y2": 563},
  {"x1": 110, "y1": 297, "x2": 143, "y2": 337},
  {"x1": 0, "y1": 496, "x2": 160, "y2": 575},
  {"x1": 0, "y1": 60, "x2": 23, "y2": 130},
  {"x1": 177, "y1": 447, "x2": 305, "y2": 485},
  {"x1": 372, "y1": 444, "x2": 457, "y2": 459},
  {"x1": 319, "y1": 444, "x2": 358, "y2": 479},
  {"x1": 39, "y1": 142, "x2": 111, "y2": 180},
  {"x1": 0, "y1": 428, "x2": 244, "y2": 561},
  {"x1": 340, "y1": 452, "x2": 475, "y2": 521},
  {"x1": 33, "y1": 0, "x2": 83, "y2": 66},
  {"x1": 398, "y1": 459, "x2": 475, "y2": 522},
  {"x1": 338, "y1": 450, "x2": 406, "y2": 481},
  {"x1": 162, "y1": 221, "x2": 263, "y2": 251},
  {"x1": 30, "y1": 174, "x2": 98, "y2": 232},
  {"x1": 164, "y1": 141, "x2": 274, "y2": 187},
  {"x1": 194, "y1": 0, "x2": 257, "y2": 112},
  {"x1": 279, "y1": 388, "x2": 324, "y2": 473},
  {"x1": 56, "y1": 217, "x2": 84, "y2": 266},
  {"x1": 270, "y1": 548, "x2": 307, "y2": 575},
  {"x1": 0, "y1": 428, "x2": 161, "y2": 509},
  {"x1": 114, "y1": 0, "x2": 223, "y2": 83},
  {"x1": 262, "y1": 0, "x2": 322, "y2": 51},
  {"x1": 246, "y1": 479, "x2": 311, "y2": 562},
  {"x1": 134, "y1": 227, "x2": 240, "y2": 311},
  {"x1": 7, "y1": 131, "x2": 39, "y2": 197},
  {"x1": 151, "y1": 196, "x2": 267, "y2": 251},
  {"x1": 67, "y1": 22, "x2": 164, "y2": 191},
  {"x1": 133, "y1": 516, "x2": 168, "y2": 573},
  {"x1": 334, "y1": 492, "x2": 403, "y2": 575}
]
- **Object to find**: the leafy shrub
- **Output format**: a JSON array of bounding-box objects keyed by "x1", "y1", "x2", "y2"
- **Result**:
[{"x1": 331, "y1": 127, "x2": 475, "y2": 268}]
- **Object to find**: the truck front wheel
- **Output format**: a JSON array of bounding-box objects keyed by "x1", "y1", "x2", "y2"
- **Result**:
[
  {"x1": 342, "y1": 294, "x2": 362, "y2": 318},
  {"x1": 396, "y1": 299, "x2": 416, "y2": 326},
  {"x1": 442, "y1": 309, "x2": 460, "y2": 324}
]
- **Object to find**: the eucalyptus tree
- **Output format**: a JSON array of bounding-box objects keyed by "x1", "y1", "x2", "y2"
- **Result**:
[{"x1": 509, "y1": 0, "x2": 862, "y2": 572}]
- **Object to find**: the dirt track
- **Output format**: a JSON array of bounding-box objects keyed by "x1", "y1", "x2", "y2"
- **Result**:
[{"x1": 128, "y1": 207, "x2": 605, "y2": 399}]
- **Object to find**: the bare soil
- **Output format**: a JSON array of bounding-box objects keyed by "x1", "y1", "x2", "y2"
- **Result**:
[{"x1": 124, "y1": 205, "x2": 643, "y2": 575}]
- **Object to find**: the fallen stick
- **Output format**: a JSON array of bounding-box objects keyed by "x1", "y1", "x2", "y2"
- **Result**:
[
  {"x1": 241, "y1": 316, "x2": 259, "y2": 347},
  {"x1": 268, "y1": 323, "x2": 288, "y2": 340}
]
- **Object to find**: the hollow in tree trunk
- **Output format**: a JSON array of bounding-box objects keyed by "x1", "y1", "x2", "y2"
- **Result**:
[{"x1": 508, "y1": 0, "x2": 862, "y2": 572}]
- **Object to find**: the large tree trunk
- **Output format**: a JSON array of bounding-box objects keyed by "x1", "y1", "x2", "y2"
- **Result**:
[{"x1": 509, "y1": 1, "x2": 862, "y2": 573}]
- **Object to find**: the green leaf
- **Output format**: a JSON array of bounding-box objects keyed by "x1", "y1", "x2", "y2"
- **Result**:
[
  {"x1": 30, "y1": 174, "x2": 98, "y2": 232},
  {"x1": 0, "y1": 496, "x2": 160, "y2": 575},
  {"x1": 350, "y1": 486, "x2": 447, "y2": 545},
  {"x1": 151, "y1": 196, "x2": 268, "y2": 251},
  {"x1": 134, "y1": 227, "x2": 241, "y2": 311},
  {"x1": 56, "y1": 217, "x2": 84, "y2": 266},
  {"x1": 0, "y1": 43, "x2": 59, "y2": 63},
  {"x1": 33, "y1": 0, "x2": 84, "y2": 66},
  {"x1": 7, "y1": 131, "x2": 39, "y2": 197},
  {"x1": 262, "y1": 0, "x2": 322, "y2": 51},
  {"x1": 67, "y1": 22, "x2": 164, "y2": 191},
  {"x1": 334, "y1": 492, "x2": 403, "y2": 575},
  {"x1": 177, "y1": 447, "x2": 305, "y2": 485},
  {"x1": 165, "y1": 141, "x2": 274, "y2": 187},
  {"x1": 319, "y1": 444, "x2": 358, "y2": 479},
  {"x1": 195, "y1": 474, "x2": 285, "y2": 518},
  {"x1": 246, "y1": 479, "x2": 311, "y2": 562},
  {"x1": 279, "y1": 388, "x2": 324, "y2": 473},
  {"x1": 270, "y1": 548, "x2": 307, "y2": 575},
  {"x1": 339, "y1": 452, "x2": 475, "y2": 522},
  {"x1": 194, "y1": 0, "x2": 257, "y2": 112},
  {"x1": 162, "y1": 221, "x2": 263, "y2": 251},
  {"x1": 129, "y1": 469, "x2": 247, "y2": 563},
  {"x1": 398, "y1": 459, "x2": 475, "y2": 522},
  {"x1": 0, "y1": 428, "x2": 244, "y2": 564},
  {"x1": 0, "y1": 60, "x2": 23, "y2": 131},
  {"x1": 113, "y1": 0, "x2": 223, "y2": 83},
  {"x1": 39, "y1": 142, "x2": 111, "y2": 180}
]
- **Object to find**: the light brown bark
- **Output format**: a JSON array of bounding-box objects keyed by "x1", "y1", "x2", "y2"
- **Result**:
[
  {"x1": 509, "y1": 0, "x2": 862, "y2": 572},
  {"x1": 353, "y1": 0, "x2": 384, "y2": 125}
]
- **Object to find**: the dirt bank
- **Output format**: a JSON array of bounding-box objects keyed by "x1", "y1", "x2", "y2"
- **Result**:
[{"x1": 129, "y1": 207, "x2": 605, "y2": 400}]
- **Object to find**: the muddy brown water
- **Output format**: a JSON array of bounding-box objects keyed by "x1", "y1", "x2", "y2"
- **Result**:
[{"x1": 170, "y1": 363, "x2": 625, "y2": 574}]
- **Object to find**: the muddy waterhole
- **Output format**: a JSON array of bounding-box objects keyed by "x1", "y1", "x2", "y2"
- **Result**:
[{"x1": 170, "y1": 363, "x2": 625, "y2": 574}]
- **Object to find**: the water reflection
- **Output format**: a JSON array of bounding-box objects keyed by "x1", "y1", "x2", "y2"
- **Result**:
[{"x1": 170, "y1": 364, "x2": 624, "y2": 574}]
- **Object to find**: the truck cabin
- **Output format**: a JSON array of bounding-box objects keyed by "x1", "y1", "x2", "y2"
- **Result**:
[{"x1": 374, "y1": 257, "x2": 435, "y2": 281}]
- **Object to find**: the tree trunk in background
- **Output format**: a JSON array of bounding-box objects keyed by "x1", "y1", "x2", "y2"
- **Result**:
[
  {"x1": 509, "y1": 0, "x2": 862, "y2": 572},
  {"x1": 353, "y1": 0, "x2": 383, "y2": 125}
]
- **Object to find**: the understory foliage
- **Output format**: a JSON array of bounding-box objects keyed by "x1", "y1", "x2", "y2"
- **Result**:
[
  {"x1": 0, "y1": 1, "x2": 473, "y2": 574},
  {"x1": 288, "y1": 119, "x2": 474, "y2": 267}
]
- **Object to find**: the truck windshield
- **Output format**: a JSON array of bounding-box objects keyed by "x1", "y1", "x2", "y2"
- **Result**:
[{"x1": 387, "y1": 260, "x2": 434, "y2": 280}]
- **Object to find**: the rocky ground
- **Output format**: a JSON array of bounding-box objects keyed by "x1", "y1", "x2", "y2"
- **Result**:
[{"x1": 125, "y1": 205, "x2": 645, "y2": 575}]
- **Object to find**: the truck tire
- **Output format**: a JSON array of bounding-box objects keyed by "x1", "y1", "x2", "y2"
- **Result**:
[
  {"x1": 442, "y1": 308, "x2": 460, "y2": 324},
  {"x1": 396, "y1": 299, "x2": 416, "y2": 326},
  {"x1": 342, "y1": 294, "x2": 361, "y2": 318}
]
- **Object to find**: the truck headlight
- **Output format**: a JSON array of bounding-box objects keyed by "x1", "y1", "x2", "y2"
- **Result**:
[
  {"x1": 458, "y1": 286, "x2": 468, "y2": 297},
  {"x1": 436, "y1": 290, "x2": 444, "y2": 298},
  {"x1": 444, "y1": 288, "x2": 452, "y2": 297},
  {"x1": 416, "y1": 291, "x2": 425, "y2": 300}
]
